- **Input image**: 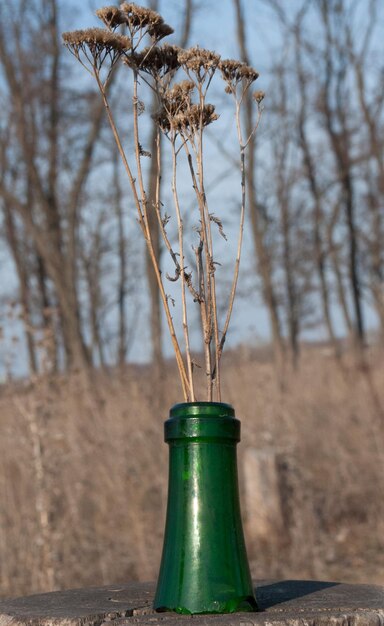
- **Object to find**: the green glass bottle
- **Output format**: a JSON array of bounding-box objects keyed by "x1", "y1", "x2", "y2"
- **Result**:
[{"x1": 154, "y1": 402, "x2": 257, "y2": 615}]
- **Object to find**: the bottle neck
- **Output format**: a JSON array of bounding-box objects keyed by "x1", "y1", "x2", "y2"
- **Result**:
[{"x1": 165, "y1": 402, "x2": 240, "y2": 444}]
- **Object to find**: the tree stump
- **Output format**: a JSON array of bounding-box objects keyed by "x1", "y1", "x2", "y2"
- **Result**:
[{"x1": 0, "y1": 580, "x2": 384, "y2": 626}]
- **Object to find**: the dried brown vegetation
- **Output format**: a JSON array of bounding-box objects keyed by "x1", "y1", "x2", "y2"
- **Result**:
[
  {"x1": 63, "y1": 2, "x2": 262, "y2": 403},
  {"x1": 1, "y1": 346, "x2": 383, "y2": 599}
]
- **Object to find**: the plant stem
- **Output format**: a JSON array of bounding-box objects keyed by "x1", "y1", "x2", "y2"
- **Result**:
[
  {"x1": 185, "y1": 144, "x2": 213, "y2": 400},
  {"x1": 94, "y1": 71, "x2": 145, "y2": 233},
  {"x1": 171, "y1": 135, "x2": 195, "y2": 401},
  {"x1": 218, "y1": 96, "x2": 263, "y2": 359},
  {"x1": 197, "y1": 119, "x2": 219, "y2": 401},
  {"x1": 132, "y1": 72, "x2": 190, "y2": 399},
  {"x1": 218, "y1": 146, "x2": 246, "y2": 358},
  {"x1": 96, "y1": 69, "x2": 190, "y2": 399}
]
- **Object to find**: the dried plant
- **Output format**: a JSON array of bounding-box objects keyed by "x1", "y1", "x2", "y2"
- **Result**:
[{"x1": 63, "y1": 3, "x2": 263, "y2": 402}]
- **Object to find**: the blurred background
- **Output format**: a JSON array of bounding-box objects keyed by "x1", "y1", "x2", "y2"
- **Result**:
[{"x1": 0, "y1": 0, "x2": 383, "y2": 599}]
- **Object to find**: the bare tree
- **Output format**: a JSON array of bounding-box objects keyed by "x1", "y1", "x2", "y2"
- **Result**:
[
  {"x1": 294, "y1": 29, "x2": 339, "y2": 354},
  {"x1": 233, "y1": 0, "x2": 285, "y2": 368},
  {"x1": 318, "y1": 0, "x2": 365, "y2": 347},
  {"x1": 345, "y1": 0, "x2": 384, "y2": 340},
  {"x1": 111, "y1": 145, "x2": 129, "y2": 365},
  {"x1": 260, "y1": 0, "x2": 384, "y2": 353},
  {"x1": 0, "y1": 0, "x2": 107, "y2": 370},
  {"x1": 272, "y1": 64, "x2": 301, "y2": 366}
]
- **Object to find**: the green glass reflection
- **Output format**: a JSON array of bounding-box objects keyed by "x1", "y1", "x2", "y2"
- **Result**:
[{"x1": 154, "y1": 402, "x2": 257, "y2": 615}]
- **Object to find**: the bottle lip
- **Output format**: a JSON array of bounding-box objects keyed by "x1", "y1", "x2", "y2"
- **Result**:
[
  {"x1": 166, "y1": 403, "x2": 239, "y2": 442},
  {"x1": 170, "y1": 402, "x2": 235, "y2": 419}
]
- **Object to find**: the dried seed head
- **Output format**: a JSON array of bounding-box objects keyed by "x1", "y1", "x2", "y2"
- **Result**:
[
  {"x1": 62, "y1": 28, "x2": 131, "y2": 56},
  {"x1": 157, "y1": 80, "x2": 195, "y2": 117},
  {"x1": 253, "y1": 90, "x2": 265, "y2": 104},
  {"x1": 180, "y1": 103, "x2": 218, "y2": 130},
  {"x1": 124, "y1": 44, "x2": 181, "y2": 76},
  {"x1": 178, "y1": 46, "x2": 221, "y2": 74},
  {"x1": 155, "y1": 80, "x2": 218, "y2": 134},
  {"x1": 120, "y1": 2, "x2": 162, "y2": 26},
  {"x1": 96, "y1": 6, "x2": 126, "y2": 29},
  {"x1": 168, "y1": 80, "x2": 196, "y2": 100},
  {"x1": 219, "y1": 59, "x2": 259, "y2": 86},
  {"x1": 119, "y1": 2, "x2": 173, "y2": 40},
  {"x1": 157, "y1": 105, "x2": 201, "y2": 133},
  {"x1": 148, "y1": 21, "x2": 174, "y2": 41}
]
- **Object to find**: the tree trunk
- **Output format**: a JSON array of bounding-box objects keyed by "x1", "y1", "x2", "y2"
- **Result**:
[
  {"x1": 3, "y1": 205, "x2": 38, "y2": 375},
  {"x1": 233, "y1": 0, "x2": 285, "y2": 367},
  {"x1": 327, "y1": 206, "x2": 354, "y2": 337},
  {"x1": 36, "y1": 254, "x2": 59, "y2": 372},
  {"x1": 319, "y1": 0, "x2": 365, "y2": 347},
  {"x1": 295, "y1": 51, "x2": 338, "y2": 353},
  {"x1": 111, "y1": 151, "x2": 127, "y2": 366}
]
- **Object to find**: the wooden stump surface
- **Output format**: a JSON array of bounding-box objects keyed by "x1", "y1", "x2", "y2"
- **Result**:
[{"x1": 1, "y1": 580, "x2": 384, "y2": 626}]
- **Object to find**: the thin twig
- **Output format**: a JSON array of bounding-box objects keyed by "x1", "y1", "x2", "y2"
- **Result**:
[
  {"x1": 197, "y1": 101, "x2": 221, "y2": 400},
  {"x1": 185, "y1": 143, "x2": 213, "y2": 400},
  {"x1": 218, "y1": 97, "x2": 263, "y2": 359},
  {"x1": 132, "y1": 71, "x2": 190, "y2": 398},
  {"x1": 94, "y1": 70, "x2": 146, "y2": 233},
  {"x1": 171, "y1": 134, "x2": 195, "y2": 400}
]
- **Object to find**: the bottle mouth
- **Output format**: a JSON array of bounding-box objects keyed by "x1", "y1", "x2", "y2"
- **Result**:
[
  {"x1": 166, "y1": 402, "x2": 239, "y2": 442},
  {"x1": 170, "y1": 402, "x2": 235, "y2": 419}
]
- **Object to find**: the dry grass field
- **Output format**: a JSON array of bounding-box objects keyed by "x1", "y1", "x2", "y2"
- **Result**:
[{"x1": 0, "y1": 345, "x2": 383, "y2": 599}]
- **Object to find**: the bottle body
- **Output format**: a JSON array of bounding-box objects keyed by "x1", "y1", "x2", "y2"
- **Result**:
[{"x1": 154, "y1": 402, "x2": 257, "y2": 614}]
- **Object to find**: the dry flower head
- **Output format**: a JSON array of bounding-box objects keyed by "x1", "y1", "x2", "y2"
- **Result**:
[
  {"x1": 178, "y1": 47, "x2": 221, "y2": 77},
  {"x1": 119, "y1": 2, "x2": 173, "y2": 40},
  {"x1": 95, "y1": 6, "x2": 126, "y2": 30},
  {"x1": 219, "y1": 59, "x2": 259, "y2": 87},
  {"x1": 62, "y1": 28, "x2": 131, "y2": 68},
  {"x1": 123, "y1": 44, "x2": 181, "y2": 77},
  {"x1": 253, "y1": 90, "x2": 265, "y2": 104},
  {"x1": 155, "y1": 81, "x2": 218, "y2": 133},
  {"x1": 159, "y1": 80, "x2": 196, "y2": 113}
]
